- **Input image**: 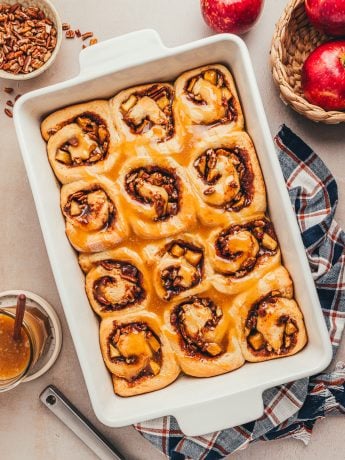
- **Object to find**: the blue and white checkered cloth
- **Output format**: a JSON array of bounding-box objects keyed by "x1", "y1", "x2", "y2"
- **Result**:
[{"x1": 134, "y1": 125, "x2": 345, "y2": 459}]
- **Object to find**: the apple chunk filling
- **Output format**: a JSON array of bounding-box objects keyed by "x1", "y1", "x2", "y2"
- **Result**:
[
  {"x1": 107, "y1": 322, "x2": 162, "y2": 381},
  {"x1": 93, "y1": 260, "x2": 145, "y2": 312},
  {"x1": 55, "y1": 113, "x2": 110, "y2": 166},
  {"x1": 193, "y1": 147, "x2": 253, "y2": 211},
  {"x1": 185, "y1": 69, "x2": 237, "y2": 123},
  {"x1": 159, "y1": 241, "x2": 204, "y2": 300},
  {"x1": 64, "y1": 187, "x2": 116, "y2": 231},
  {"x1": 121, "y1": 84, "x2": 175, "y2": 141},
  {"x1": 215, "y1": 218, "x2": 278, "y2": 278},
  {"x1": 245, "y1": 296, "x2": 299, "y2": 355},
  {"x1": 171, "y1": 297, "x2": 224, "y2": 357}
]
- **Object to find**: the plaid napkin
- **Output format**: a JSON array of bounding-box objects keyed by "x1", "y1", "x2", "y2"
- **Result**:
[{"x1": 134, "y1": 125, "x2": 345, "y2": 459}]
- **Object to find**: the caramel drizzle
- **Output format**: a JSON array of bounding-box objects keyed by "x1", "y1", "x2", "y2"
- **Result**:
[
  {"x1": 121, "y1": 84, "x2": 175, "y2": 142},
  {"x1": 184, "y1": 69, "x2": 237, "y2": 125},
  {"x1": 245, "y1": 293, "x2": 299, "y2": 356},
  {"x1": 125, "y1": 166, "x2": 180, "y2": 221},
  {"x1": 107, "y1": 322, "x2": 162, "y2": 383},
  {"x1": 215, "y1": 218, "x2": 278, "y2": 278},
  {"x1": 93, "y1": 260, "x2": 145, "y2": 312},
  {"x1": 52, "y1": 112, "x2": 110, "y2": 167},
  {"x1": 171, "y1": 297, "x2": 224, "y2": 358},
  {"x1": 193, "y1": 147, "x2": 254, "y2": 212},
  {"x1": 64, "y1": 186, "x2": 116, "y2": 229},
  {"x1": 160, "y1": 240, "x2": 204, "y2": 300}
]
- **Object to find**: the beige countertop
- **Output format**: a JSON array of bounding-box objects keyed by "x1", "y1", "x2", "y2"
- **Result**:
[{"x1": 1, "y1": 0, "x2": 345, "y2": 459}]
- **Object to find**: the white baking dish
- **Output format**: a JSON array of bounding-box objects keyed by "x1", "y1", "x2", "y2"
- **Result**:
[{"x1": 13, "y1": 29, "x2": 332, "y2": 436}]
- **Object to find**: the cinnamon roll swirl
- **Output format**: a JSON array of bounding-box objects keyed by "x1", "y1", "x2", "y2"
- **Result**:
[
  {"x1": 175, "y1": 64, "x2": 244, "y2": 133},
  {"x1": 164, "y1": 296, "x2": 244, "y2": 377},
  {"x1": 119, "y1": 156, "x2": 196, "y2": 239},
  {"x1": 234, "y1": 267, "x2": 307, "y2": 362},
  {"x1": 100, "y1": 312, "x2": 180, "y2": 396},
  {"x1": 110, "y1": 83, "x2": 184, "y2": 154},
  {"x1": 41, "y1": 100, "x2": 118, "y2": 184},
  {"x1": 209, "y1": 217, "x2": 281, "y2": 295},
  {"x1": 188, "y1": 132, "x2": 266, "y2": 226},
  {"x1": 61, "y1": 177, "x2": 128, "y2": 252},
  {"x1": 143, "y1": 234, "x2": 212, "y2": 302},
  {"x1": 79, "y1": 248, "x2": 150, "y2": 317}
]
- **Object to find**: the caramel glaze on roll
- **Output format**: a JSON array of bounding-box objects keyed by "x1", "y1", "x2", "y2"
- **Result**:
[
  {"x1": 188, "y1": 132, "x2": 266, "y2": 226},
  {"x1": 118, "y1": 156, "x2": 196, "y2": 239},
  {"x1": 110, "y1": 83, "x2": 185, "y2": 155},
  {"x1": 79, "y1": 248, "x2": 151, "y2": 317},
  {"x1": 41, "y1": 100, "x2": 119, "y2": 184},
  {"x1": 100, "y1": 312, "x2": 180, "y2": 396},
  {"x1": 144, "y1": 234, "x2": 212, "y2": 302},
  {"x1": 209, "y1": 217, "x2": 281, "y2": 295},
  {"x1": 164, "y1": 295, "x2": 244, "y2": 377},
  {"x1": 233, "y1": 267, "x2": 307, "y2": 363},
  {"x1": 174, "y1": 64, "x2": 244, "y2": 134},
  {"x1": 61, "y1": 177, "x2": 129, "y2": 252}
]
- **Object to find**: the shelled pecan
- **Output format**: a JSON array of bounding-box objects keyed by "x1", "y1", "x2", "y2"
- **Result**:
[{"x1": 0, "y1": 2, "x2": 58, "y2": 75}]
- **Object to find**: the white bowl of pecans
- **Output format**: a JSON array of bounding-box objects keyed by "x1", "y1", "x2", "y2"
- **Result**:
[{"x1": 0, "y1": 0, "x2": 62, "y2": 80}]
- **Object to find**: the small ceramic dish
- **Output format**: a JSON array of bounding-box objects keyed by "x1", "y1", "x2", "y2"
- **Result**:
[{"x1": 0, "y1": 0, "x2": 62, "y2": 80}]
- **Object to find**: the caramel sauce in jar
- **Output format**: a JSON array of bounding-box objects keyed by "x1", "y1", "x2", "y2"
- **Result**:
[{"x1": 0, "y1": 313, "x2": 31, "y2": 380}]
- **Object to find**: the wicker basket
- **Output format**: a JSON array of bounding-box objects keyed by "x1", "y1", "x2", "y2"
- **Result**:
[{"x1": 271, "y1": 0, "x2": 345, "y2": 124}]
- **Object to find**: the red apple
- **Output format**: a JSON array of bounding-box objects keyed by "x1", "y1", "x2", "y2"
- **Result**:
[
  {"x1": 200, "y1": 0, "x2": 264, "y2": 35},
  {"x1": 305, "y1": 0, "x2": 345, "y2": 37},
  {"x1": 301, "y1": 41, "x2": 345, "y2": 111}
]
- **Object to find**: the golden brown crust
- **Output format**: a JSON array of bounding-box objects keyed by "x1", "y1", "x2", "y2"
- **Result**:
[
  {"x1": 100, "y1": 312, "x2": 180, "y2": 396},
  {"x1": 187, "y1": 131, "x2": 266, "y2": 227},
  {"x1": 42, "y1": 100, "x2": 119, "y2": 184},
  {"x1": 60, "y1": 177, "x2": 129, "y2": 252},
  {"x1": 233, "y1": 267, "x2": 307, "y2": 362},
  {"x1": 174, "y1": 64, "x2": 244, "y2": 135}
]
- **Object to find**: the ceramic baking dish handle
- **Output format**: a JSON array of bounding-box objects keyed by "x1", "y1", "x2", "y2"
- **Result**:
[
  {"x1": 172, "y1": 389, "x2": 264, "y2": 436},
  {"x1": 79, "y1": 29, "x2": 167, "y2": 77}
]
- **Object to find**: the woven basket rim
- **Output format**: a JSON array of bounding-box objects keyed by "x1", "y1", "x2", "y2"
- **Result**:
[{"x1": 271, "y1": 0, "x2": 345, "y2": 124}]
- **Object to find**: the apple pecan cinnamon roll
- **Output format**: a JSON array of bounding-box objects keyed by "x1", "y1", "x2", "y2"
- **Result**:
[
  {"x1": 110, "y1": 83, "x2": 184, "y2": 154},
  {"x1": 100, "y1": 312, "x2": 180, "y2": 396},
  {"x1": 61, "y1": 177, "x2": 128, "y2": 252},
  {"x1": 188, "y1": 132, "x2": 266, "y2": 226},
  {"x1": 143, "y1": 234, "x2": 212, "y2": 302},
  {"x1": 164, "y1": 296, "x2": 244, "y2": 377},
  {"x1": 119, "y1": 156, "x2": 196, "y2": 239},
  {"x1": 234, "y1": 267, "x2": 307, "y2": 362},
  {"x1": 209, "y1": 217, "x2": 281, "y2": 295},
  {"x1": 79, "y1": 248, "x2": 150, "y2": 317},
  {"x1": 41, "y1": 100, "x2": 119, "y2": 184},
  {"x1": 175, "y1": 64, "x2": 244, "y2": 133}
]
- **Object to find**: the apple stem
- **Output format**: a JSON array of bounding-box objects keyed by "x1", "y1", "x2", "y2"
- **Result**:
[{"x1": 341, "y1": 53, "x2": 345, "y2": 68}]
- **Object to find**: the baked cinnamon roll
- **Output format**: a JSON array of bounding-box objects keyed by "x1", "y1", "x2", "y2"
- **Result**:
[
  {"x1": 188, "y1": 131, "x2": 266, "y2": 226},
  {"x1": 110, "y1": 83, "x2": 184, "y2": 154},
  {"x1": 100, "y1": 312, "x2": 180, "y2": 396},
  {"x1": 41, "y1": 100, "x2": 119, "y2": 184},
  {"x1": 79, "y1": 248, "x2": 150, "y2": 317},
  {"x1": 61, "y1": 177, "x2": 128, "y2": 252},
  {"x1": 234, "y1": 267, "x2": 307, "y2": 362},
  {"x1": 209, "y1": 217, "x2": 281, "y2": 295},
  {"x1": 143, "y1": 234, "x2": 212, "y2": 302},
  {"x1": 164, "y1": 296, "x2": 244, "y2": 377},
  {"x1": 118, "y1": 156, "x2": 196, "y2": 239},
  {"x1": 175, "y1": 64, "x2": 244, "y2": 133}
]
